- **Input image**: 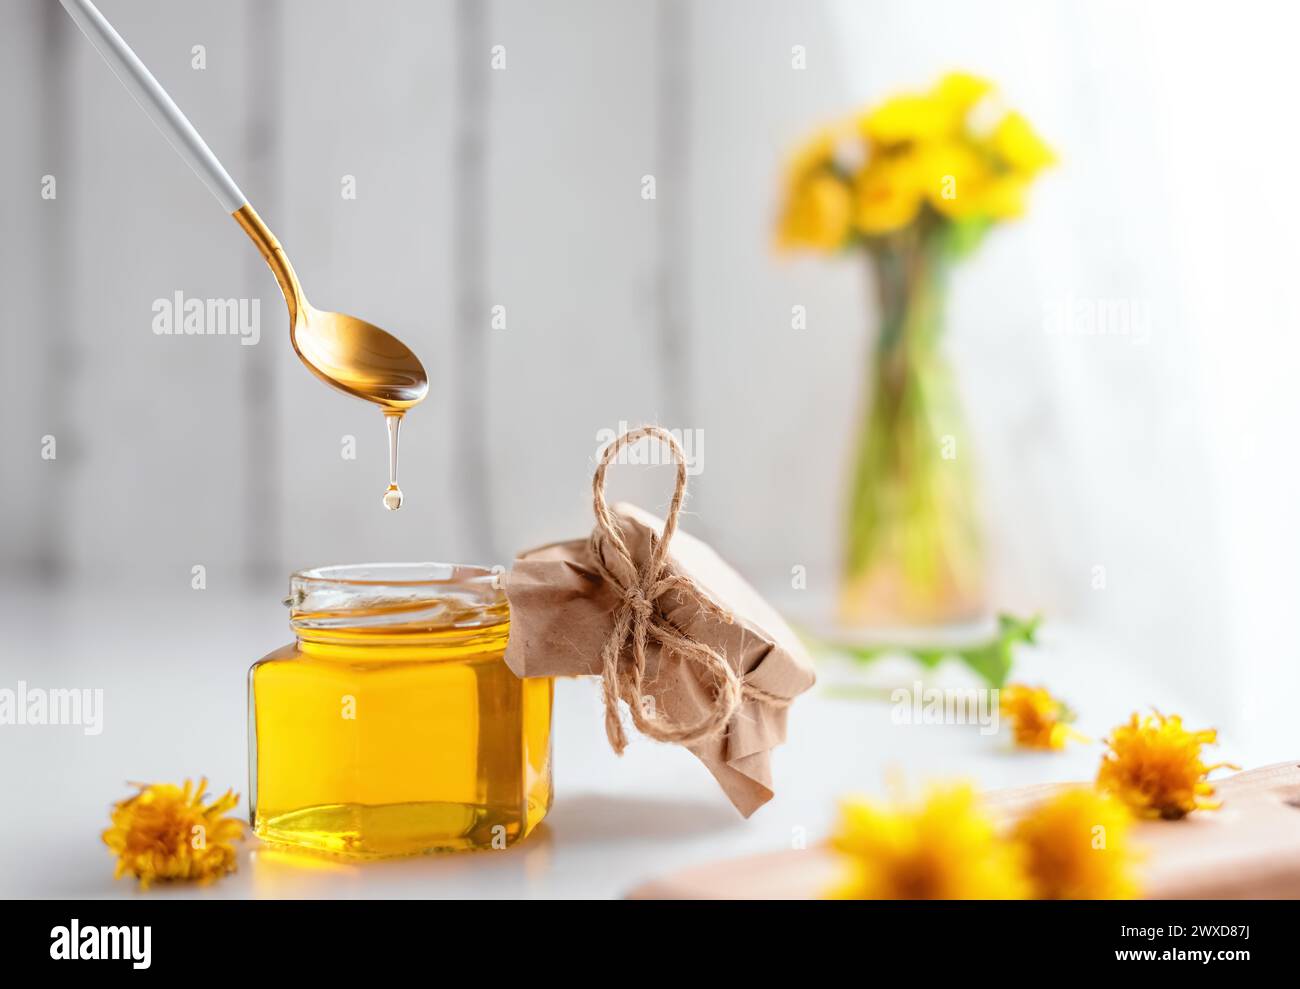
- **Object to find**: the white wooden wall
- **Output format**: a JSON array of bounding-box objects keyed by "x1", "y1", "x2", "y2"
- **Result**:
[
  {"x1": 9, "y1": 0, "x2": 1300, "y2": 755},
  {"x1": 0, "y1": 0, "x2": 857, "y2": 596}
]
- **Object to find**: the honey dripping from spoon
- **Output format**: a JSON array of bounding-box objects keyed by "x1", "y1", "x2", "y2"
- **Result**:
[
  {"x1": 56, "y1": 0, "x2": 430, "y2": 512},
  {"x1": 382, "y1": 411, "x2": 404, "y2": 511}
]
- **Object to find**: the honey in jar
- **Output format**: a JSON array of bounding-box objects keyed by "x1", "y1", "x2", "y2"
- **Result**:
[{"x1": 249, "y1": 563, "x2": 552, "y2": 856}]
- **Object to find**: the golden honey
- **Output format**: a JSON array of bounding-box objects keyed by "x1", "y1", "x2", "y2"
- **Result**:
[{"x1": 249, "y1": 564, "x2": 552, "y2": 857}]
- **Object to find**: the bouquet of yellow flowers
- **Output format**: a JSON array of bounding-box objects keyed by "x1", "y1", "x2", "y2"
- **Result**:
[
  {"x1": 777, "y1": 72, "x2": 1054, "y2": 625},
  {"x1": 779, "y1": 71, "x2": 1054, "y2": 252}
]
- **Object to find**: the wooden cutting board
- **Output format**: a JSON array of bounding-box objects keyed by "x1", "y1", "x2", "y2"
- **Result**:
[{"x1": 628, "y1": 761, "x2": 1300, "y2": 899}]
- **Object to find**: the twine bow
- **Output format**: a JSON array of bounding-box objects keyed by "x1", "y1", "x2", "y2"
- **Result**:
[{"x1": 590, "y1": 426, "x2": 786, "y2": 755}]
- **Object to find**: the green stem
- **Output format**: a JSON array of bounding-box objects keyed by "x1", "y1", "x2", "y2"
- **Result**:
[{"x1": 842, "y1": 229, "x2": 984, "y2": 623}]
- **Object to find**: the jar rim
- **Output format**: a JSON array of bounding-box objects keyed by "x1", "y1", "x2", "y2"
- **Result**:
[
  {"x1": 287, "y1": 562, "x2": 507, "y2": 638},
  {"x1": 291, "y1": 562, "x2": 500, "y2": 588}
]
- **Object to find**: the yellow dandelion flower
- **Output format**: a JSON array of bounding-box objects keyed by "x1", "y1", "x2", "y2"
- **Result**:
[
  {"x1": 931, "y1": 71, "x2": 994, "y2": 113},
  {"x1": 828, "y1": 783, "x2": 1030, "y2": 899},
  {"x1": 859, "y1": 93, "x2": 956, "y2": 148},
  {"x1": 1013, "y1": 787, "x2": 1140, "y2": 899},
  {"x1": 918, "y1": 141, "x2": 1035, "y2": 222},
  {"x1": 1000, "y1": 683, "x2": 1089, "y2": 750},
  {"x1": 782, "y1": 126, "x2": 839, "y2": 178},
  {"x1": 102, "y1": 778, "x2": 244, "y2": 889},
  {"x1": 978, "y1": 173, "x2": 1030, "y2": 221},
  {"x1": 992, "y1": 110, "x2": 1056, "y2": 175},
  {"x1": 775, "y1": 128, "x2": 854, "y2": 252},
  {"x1": 777, "y1": 170, "x2": 854, "y2": 251},
  {"x1": 1097, "y1": 711, "x2": 1239, "y2": 820},
  {"x1": 861, "y1": 72, "x2": 993, "y2": 148},
  {"x1": 853, "y1": 155, "x2": 923, "y2": 236},
  {"x1": 916, "y1": 141, "x2": 995, "y2": 219}
]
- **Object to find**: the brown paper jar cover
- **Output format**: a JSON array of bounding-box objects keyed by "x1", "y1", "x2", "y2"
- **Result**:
[{"x1": 503, "y1": 502, "x2": 817, "y2": 817}]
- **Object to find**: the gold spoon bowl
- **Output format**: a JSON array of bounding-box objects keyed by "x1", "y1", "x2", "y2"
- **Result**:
[{"x1": 234, "y1": 205, "x2": 428, "y2": 411}]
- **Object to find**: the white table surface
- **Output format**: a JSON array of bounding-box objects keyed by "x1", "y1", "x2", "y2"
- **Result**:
[{"x1": 0, "y1": 582, "x2": 1221, "y2": 899}]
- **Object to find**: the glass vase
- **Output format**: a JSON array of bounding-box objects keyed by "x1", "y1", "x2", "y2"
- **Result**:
[{"x1": 839, "y1": 231, "x2": 985, "y2": 626}]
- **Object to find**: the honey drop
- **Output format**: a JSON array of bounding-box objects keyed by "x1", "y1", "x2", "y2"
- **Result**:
[{"x1": 383, "y1": 412, "x2": 404, "y2": 511}]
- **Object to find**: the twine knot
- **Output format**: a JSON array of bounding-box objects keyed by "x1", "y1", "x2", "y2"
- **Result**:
[
  {"x1": 621, "y1": 585, "x2": 655, "y2": 623},
  {"x1": 590, "y1": 426, "x2": 781, "y2": 756}
]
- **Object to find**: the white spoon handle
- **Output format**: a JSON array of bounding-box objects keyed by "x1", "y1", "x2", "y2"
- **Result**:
[{"x1": 59, "y1": 0, "x2": 246, "y2": 212}]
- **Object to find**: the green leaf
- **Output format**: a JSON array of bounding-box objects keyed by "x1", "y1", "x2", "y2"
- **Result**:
[{"x1": 808, "y1": 612, "x2": 1042, "y2": 689}]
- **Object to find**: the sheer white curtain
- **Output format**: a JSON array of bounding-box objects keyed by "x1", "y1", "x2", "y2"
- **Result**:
[{"x1": 828, "y1": 0, "x2": 1300, "y2": 760}]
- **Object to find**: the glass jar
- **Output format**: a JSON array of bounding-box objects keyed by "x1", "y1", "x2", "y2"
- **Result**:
[{"x1": 248, "y1": 563, "x2": 553, "y2": 857}]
